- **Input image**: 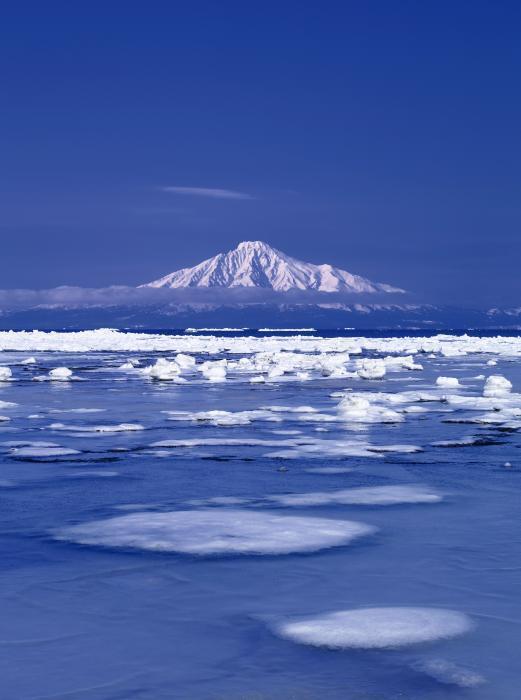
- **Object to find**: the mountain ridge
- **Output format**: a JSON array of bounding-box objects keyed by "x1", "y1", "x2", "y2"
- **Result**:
[{"x1": 141, "y1": 240, "x2": 404, "y2": 294}]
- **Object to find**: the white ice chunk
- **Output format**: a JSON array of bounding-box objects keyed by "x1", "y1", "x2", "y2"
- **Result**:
[
  {"x1": 338, "y1": 395, "x2": 403, "y2": 423},
  {"x1": 483, "y1": 374, "x2": 512, "y2": 397},
  {"x1": 175, "y1": 353, "x2": 196, "y2": 369},
  {"x1": 119, "y1": 361, "x2": 137, "y2": 370},
  {"x1": 436, "y1": 376, "x2": 461, "y2": 388},
  {"x1": 356, "y1": 359, "x2": 386, "y2": 380},
  {"x1": 200, "y1": 360, "x2": 227, "y2": 382},
  {"x1": 142, "y1": 358, "x2": 182, "y2": 380},
  {"x1": 0, "y1": 367, "x2": 13, "y2": 381}
]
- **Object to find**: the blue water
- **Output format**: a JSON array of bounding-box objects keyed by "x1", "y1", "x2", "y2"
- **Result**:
[{"x1": 0, "y1": 340, "x2": 519, "y2": 699}]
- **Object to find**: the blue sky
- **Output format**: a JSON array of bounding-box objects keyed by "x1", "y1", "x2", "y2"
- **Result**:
[{"x1": 1, "y1": 1, "x2": 520, "y2": 305}]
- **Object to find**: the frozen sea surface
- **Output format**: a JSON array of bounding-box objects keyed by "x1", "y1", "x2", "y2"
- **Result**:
[{"x1": 0, "y1": 330, "x2": 520, "y2": 699}]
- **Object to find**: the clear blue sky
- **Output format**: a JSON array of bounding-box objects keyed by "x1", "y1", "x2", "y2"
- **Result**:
[{"x1": 1, "y1": 1, "x2": 519, "y2": 305}]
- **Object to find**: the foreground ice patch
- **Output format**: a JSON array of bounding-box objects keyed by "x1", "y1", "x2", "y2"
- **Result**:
[
  {"x1": 56, "y1": 510, "x2": 376, "y2": 555},
  {"x1": 276, "y1": 607, "x2": 473, "y2": 649}
]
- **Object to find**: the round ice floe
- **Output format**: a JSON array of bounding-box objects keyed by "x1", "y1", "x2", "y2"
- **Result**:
[
  {"x1": 436, "y1": 376, "x2": 461, "y2": 388},
  {"x1": 269, "y1": 485, "x2": 441, "y2": 507},
  {"x1": 56, "y1": 510, "x2": 376, "y2": 555},
  {"x1": 276, "y1": 607, "x2": 473, "y2": 649},
  {"x1": 483, "y1": 374, "x2": 512, "y2": 397},
  {"x1": 0, "y1": 367, "x2": 13, "y2": 381}
]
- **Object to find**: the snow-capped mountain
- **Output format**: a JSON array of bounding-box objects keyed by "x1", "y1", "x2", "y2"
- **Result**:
[{"x1": 141, "y1": 240, "x2": 404, "y2": 293}]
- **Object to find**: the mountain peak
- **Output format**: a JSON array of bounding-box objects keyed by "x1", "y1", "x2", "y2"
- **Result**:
[{"x1": 141, "y1": 240, "x2": 404, "y2": 294}]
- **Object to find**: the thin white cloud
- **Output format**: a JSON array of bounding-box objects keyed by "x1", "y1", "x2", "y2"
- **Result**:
[{"x1": 161, "y1": 186, "x2": 254, "y2": 200}]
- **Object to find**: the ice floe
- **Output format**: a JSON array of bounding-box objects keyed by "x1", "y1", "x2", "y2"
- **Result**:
[
  {"x1": 436, "y1": 376, "x2": 461, "y2": 388},
  {"x1": 356, "y1": 359, "x2": 386, "y2": 380},
  {"x1": 142, "y1": 358, "x2": 183, "y2": 381},
  {"x1": 56, "y1": 510, "x2": 376, "y2": 555},
  {"x1": 34, "y1": 367, "x2": 76, "y2": 382},
  {"x1": 49, "y1": 367, "x2": 74, "y2": 380},
  {"x1": 263, "y1": 438, "x2": 421, "y2": 460},
  {"x1": 412, "y1": 658, "x2": 485, "y2": 687},
  {"x1": 337, "y1": 395, "x2": 403, "y2": 424},
  {"x1": 0, "y1": 367, "x2": 13, "y2": 381},
  {"x1": 10, "y1": 445, "x2": 81, "y2": 459},
  {"x1": 200, "y1": 360, "x2": 227, "y2": 382},
  {"x1": 165, "y1": 409, "x2": 281, "y2": 426},
  {"x1": 275, "y1": 607, "x2": 473, "y2": 649},
  {"x1": 49, "y1": 422, "x2": 144, "y2": 433},
  {"x1": 49, "y1": 408, "x2": 106, "y2": 414},
  {"x1": 268, "y1": 485, "x2": 442, "y2": 507},
  {"x1": 483, "y1": 374, "x2": 512, "y2": 397}
]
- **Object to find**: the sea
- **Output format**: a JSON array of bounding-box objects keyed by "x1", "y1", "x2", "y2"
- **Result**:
[{"x1": 0, "y1": 328, "x2": 519, "y2": 699}]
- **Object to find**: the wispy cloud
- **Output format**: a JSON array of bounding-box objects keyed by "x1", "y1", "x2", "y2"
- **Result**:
[{"x1": 161, "y1": 186, "x2": 254, "y2": 200}]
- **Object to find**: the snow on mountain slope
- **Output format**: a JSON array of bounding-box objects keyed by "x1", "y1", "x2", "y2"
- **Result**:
[{"x1": 141, "y1": 241, "x2": 404, "y2": 293}]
